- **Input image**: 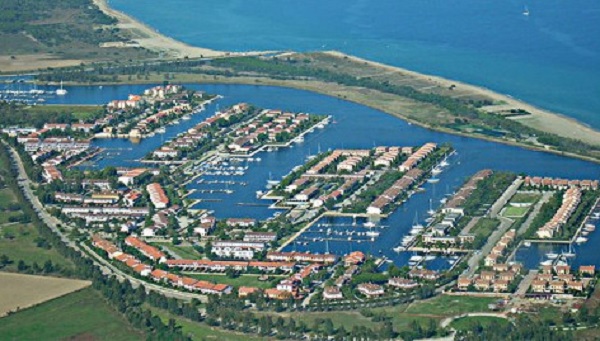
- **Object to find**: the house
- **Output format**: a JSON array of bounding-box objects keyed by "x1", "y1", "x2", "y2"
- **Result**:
[
  {"x1": 493, "y1": 279, "x2": 509, "y2": 292},
  {"x1": 388, "y1": 278, "x2": 419, "y2": 290},
  {"x1": 550, "y1": 280, "x2": 565, "y2": 294},
  {"x1": 323, "y1": 286, "x2": 343, "y2": 300},
  {"x1": 358, "y1": 283, "x2": 384, "y2": 297},
  {"x1": 474, "y1": 279, "x2": 491, "y2": 291},
  {"x1": 146, "y1": 183, "x2": 169, "y2": 209},
  {"x1": 344, "y1": 251, "x2": 366, "y2": 266},
  {"x1": 580, "y1": 265, "x2": 596, "y2": 276},
  {"x1": 480, "y1": 271, "x2": 496, "y2": 281},
  {"x1": 264, "y1": 288, "x2": 292, "y2": 300},
  {"x1": 567, "y1": 281, "x2": 584, "y2": 292},
  {"x1": 457, "y1": 277, "x2": 472, "y2": 290},
  {"x1": 238, "y1": 286, "x2": 260, "y2": 298},
  {"x1": 531, "y1": 280, "x2": 547, "y2": 293}
]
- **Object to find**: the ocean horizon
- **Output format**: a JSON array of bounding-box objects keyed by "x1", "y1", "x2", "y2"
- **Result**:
[{"x1": 111, "y1": 0, "x2": 600, "y2": 130}]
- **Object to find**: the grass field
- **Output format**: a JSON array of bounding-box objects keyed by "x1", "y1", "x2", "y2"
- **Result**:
[
  {"x1": 0, "y1": 223, "x2": 74, "y2": 271},
  {"x1": 510, "y1": 192, "x2": 541, "y2": 204},
  {"x1": 152, "y1": 308, "x2": 262, "y2": 341},
  {"x1": 403, "y1": 295, "x2": 496, "y2": 316},
  {"x1": 470, "y1": 218, "x2": 501, "y2": 239},
  {"x1": 450, "y1": 316, "x2": 510, "y2": 331},
  {"x1": 502, "y1": 206, "x2": 530, "y2": 218},
  {"x1": 168, "y1": 244, "x2": 203, "y2": 259},
  {"x1": 25, "y1": 104, "x2": 104, "y2": 121},
  {"x1": 0, "y1": 272, "x2": 90, "y2": 317},
  {"x1": 187, "y1": 273, "x2": 278, "y2": 289},
  {"x1": 0, "y1": 287, "x2": 143, "y2": 340}
]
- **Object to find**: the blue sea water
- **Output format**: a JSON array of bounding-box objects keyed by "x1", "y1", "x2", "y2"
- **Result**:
[{"x1": 110, "y1": 0, "x2": 600, "y2": 128}]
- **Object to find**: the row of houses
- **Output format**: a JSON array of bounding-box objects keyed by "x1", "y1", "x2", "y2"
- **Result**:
[
  {"x1": 398, "y1": 143, "x2": 437, "y2": 172},
  {"x1": 524, "y1": 176, "x2": 599, "y2": 190},
  {"x1": 530, "y1": 265, "x2": 595, "y2": 295},
  {"x1": 457, "y1": 263, "x2": 523, "y2": 292},
  {"x1": 146, "y1": 182, "x2": 169, "y2": 209},
  {"x1": 373, "y1": 146, "x2": 412, "y2": 168},
  {"x1": 536, "y1": 188, "x2": 581, "y2": 239},
  {"x1": 266, "y1": 251, "x2": 338, "y2": 264},
  {"x1": 164, "y1": 259, "x2": 296, "y2": 272},
  {"x1": 367, "y1": 168, "x2": 424, "y2": 215},
  {"x1": 484, "y1": 229, "x2": 516, "y2": 267},
  {"x1": 443, "y1": 169, "x2": 493, "y2": 215},
  {"x1": 306, "y1": 149, "x2": 371, "y2": 175}
]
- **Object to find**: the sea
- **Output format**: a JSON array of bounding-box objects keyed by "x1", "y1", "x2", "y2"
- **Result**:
[{"x1": 110, "y1": 0, "x2": 600, "y2": 128}]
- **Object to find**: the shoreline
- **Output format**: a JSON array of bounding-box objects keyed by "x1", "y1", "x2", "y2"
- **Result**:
[{"x1": 23, "y1": 0, "x2": 600, "y2": 164}]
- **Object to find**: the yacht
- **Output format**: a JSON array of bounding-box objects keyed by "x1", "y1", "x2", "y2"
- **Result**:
[
  {"x1": 523, "y1": 6, "x2": 530, "y2": 16},
  {"x1": 523, "y1": 241, "x2": 531, "y2": 247},
  {"x1": 540, "y1": 259, "x2": 554, "y2": 266},
  {"x1": 431, "y1": 167, "x2": 443, "y2": 176},
  {"x1": 576, "y1": 237, "x2": 588, "y2": 244},
  {"x1": 156, "y1": 127, "x2": 166, "y2": 134},
  {"x1": 364, "y1": 221, "x2": 377, "y2": 228},
  {"x1": 546, "y1": 252, "x2": 559, "y2": 260},
  {"x1": 427, "y1": 177, "x2": 440, "y2": 184},
  {"x1": 56, "y1": 81, "x2": 67, "y2": 96},
  {"x1": 366, "y1": 231, "x2": 380, "y2": 237},
  {"x1": 182, "y1": 115, "x2": 191, "y2": 120}
]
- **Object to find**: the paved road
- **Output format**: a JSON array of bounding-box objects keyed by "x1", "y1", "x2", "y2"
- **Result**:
[
  {"x1": 489, "y1": 178, "x2": 523, "y2": 218},
  {"x1": 515, "y1": 269, "x2": 538, "y2": 297},
  {"x1": 4, "y1": 142, "x2": 207, "y2": 302}
]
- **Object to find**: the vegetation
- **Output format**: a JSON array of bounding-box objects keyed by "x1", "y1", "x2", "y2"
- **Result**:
[
  {"x1": 0, "y1": 288, "x2": 143, "y2": 340},
  {"x1": 0, "y1": 0, "x2": 154, "y2": 63}
]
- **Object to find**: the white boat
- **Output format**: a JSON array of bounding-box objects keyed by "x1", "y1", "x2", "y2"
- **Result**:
[
  {"x1": 156, "y1": 127, "x2": 166, "y2": 134},
  {"x1": 366, "y1": 231, "x2": 380, "y2": 237},
  {"x1": 427, "y1": 199, "x2": 436, "y2": 216},
  {"x1": 523, "y1": 6, "x2": 530, "y2": 16},
  {"x1": 431, "y1": 167, "x2": 442, "y2": 176},
  {"x1": 316, "y1": 123, "x2": 325, "y2": 129},
  {"x1": 56, "y1": 81, "x2": 67, "y2": 96},
  {"x1": 427, "y1": 178, "x2": 440, "y2": 184},
  {"x1": 439, "y1": 198, "x2": 447, "y2": 204},
  {"x1": 393, "y1": 246, "x2": 405, "y2": 252},
  {"x1": 540, "y1": 259, "x2": 553, "y2": 266},
  {"x1": 546, "y1": 252, "x2": 559, "y2": 260},
  {"x1": 364, "y1": 221, "x2": 376, "y2": 228},
  {"x1": 256, "y1": 191, "x2": 264, "y2": 198},
  {"x1": 412, "y1": 212, "x2": 424, "y2": 230},
  {"x1": 182, "y1": 115, "x2": 191, "y2": 120},
  {"x1": 425, "y1": 255, "x2": 436, "y2": 261},
  {"x1": 576, "y1": 237, "x2": 588, "y2": 244},
  {"x1": 523, "y1": 241, "x2": 531, "y2": 247},
  {"x1": 439, "y1": 159, "x2": 450, "y2": 167},
  {"x1": 585, "y1": 223, "x2": 596, "y2": 231},
  {"x1": 295, "y1": 135, "x2": 304, "y2": 143}
]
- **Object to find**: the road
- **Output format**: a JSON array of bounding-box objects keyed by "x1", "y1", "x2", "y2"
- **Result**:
[
  {"x1": 517, "y1": 191, "x2": 553, "y2": 235},
  {"x1": 4, "y1": 142, "x2": 207, "y2": 302}
]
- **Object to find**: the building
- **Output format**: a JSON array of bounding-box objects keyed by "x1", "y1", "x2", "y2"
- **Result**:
[
  {"x1": 388, "y1": 278, "x2": 419, "y2": 290},
  {"x1": 357, "y1": 283, "x2": 384, "y2": 297},
  {"x1": 323, "y1": 286, "x2": 343, "y2": 300},
  {"x1": 146, "y1": 183, "x2": 169, "y2": 209}
]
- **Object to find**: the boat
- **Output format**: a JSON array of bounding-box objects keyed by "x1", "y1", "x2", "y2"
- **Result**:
[
  {"x1": 522, "y1": 6, "x2": 530, "y2": 16},
  {"x1": 366, "y1": 231, "x2": 380, "y2": 237},
  {"x1": 546, "y1": 252, "x2": 559, "y2": 260},
  {"x1": 56, "y1": 81, "x2": 67, "y2": 96},
  {"x1": 576, "y1": 237, "x2": 588, "y2": 244},
  {"x1": 427, "y1": 198, "x2": 436, "y2": 216},
  {"x1": 431, "y1": 167, "x2": 442, "y2": 176},
  {"x1": 439, "y1": 197, "x2": 447, "y2": 204},
  {"x1": 523, "y1": 241, "x2": 531, "y2": 247},
  {"x1": 412, "y1": 212, "x2": 424, "y2": 230},
  {"x1": 585, "y1": 223, "x2": 596, "y2": 231},
  {"x1": 427, "y1": 177, "x2": 440, "y2": 184},
  {"x1": 425, "y1": 255, "x2": 436, "y2": 261},
  {"x1": 156, "y1": 127, "x2": 166, "y2": 134},
  {"x1": 393, "y1": 246, "x2": 405, "y2": 252},
  {"x1": 364, "y1": 221, "x2": 376, "y2": 228},
  {"x1": 540, "y1": 259, "x2": 553, "y2": 266},
  {"x1": 562, "y1": 243, "x2": 576, "y2": 258}
]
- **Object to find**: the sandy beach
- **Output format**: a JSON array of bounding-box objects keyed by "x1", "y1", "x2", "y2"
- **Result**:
[{"x1": 325, "y1": 51, "x2": 600, "y2": 147}]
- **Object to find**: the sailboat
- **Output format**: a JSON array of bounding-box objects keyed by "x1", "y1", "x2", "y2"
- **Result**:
[
  {"x1": 562, "y1": 243, "x2": 576, "y2": 258},
  {"x1": 412, "y1": 212, "x2": 424, "y2": 230},
  {"x1": 427, "y1": 198, "x2": 436, "y2": 216},
  {"x1": 56, "y1": 81, "x2": 67, "y2": 96}
]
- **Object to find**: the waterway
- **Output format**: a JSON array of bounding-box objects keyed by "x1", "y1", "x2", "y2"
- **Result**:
[{"x1": 45, "y1": 83, "x2": 600, "y2": 268}]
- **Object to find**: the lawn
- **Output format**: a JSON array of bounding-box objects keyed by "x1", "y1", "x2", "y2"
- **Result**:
[
  {"x1": 450, "y1": 316, "x2": 510, "y2": 331},
  {"x1": 470, "y1": 217, "x2": 500, "y2": 239},
  {"x1": 187, "y1": 273, "x2": 278, "y2": 289},
  {"x1": 502, "y1": 206, "x2": 530, "y2": 218},
  {"x1": 26, "y1": 104, "x2": 104, "y2": 121},
  {"x1": 0, "y1": 287, "x2": 143, "y2": 341},
  {"x1": 0, "y1": 223, "x2": 74, "y2": 271},
  {"x1": 169, "y1": 245, "x2": 203, "y2": 259},
  {"x1": 403, "y1": 295, "x2": 496, "y2": 316},
  {"x1": 152, "y1": 308, "x2": 262, "y2": 341},
  {"x1": 510, "y1": 192, "x2": 541, "y2": 204}
]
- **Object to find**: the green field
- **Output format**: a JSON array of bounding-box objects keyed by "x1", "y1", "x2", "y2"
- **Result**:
[
  {"x1": 152, "y1": 308, "x2": 262, "y2": 341},
  {"x1": 167, "y1": 244, "x2": 203, "y2": 259},
  {"x1": 510, "y1": 192, "x2": 541, "y2": 204},
  {"x1": 187, "y1": 273, "x2": 278, "y2": 289},
  {"x1": 0, "y1": 288, "x2": 143, "y2": 341},
  {"x1": 470, "y1": 218, "x2": 501, "y2": 239},
  {"x1": 403, "y1": 295, "x2": 496, "y2": 316},
  {"x1": 26, "y1": 104, "x2": 104, "y2": 121},
  {"x1": 502, "y1": 206, "x2": 530, "y2": 218},
  {"x1": 450, "y1": 316, "x2": 510, "y2": 331},
  {"x1": 0, "y1": 222, "x2": 74, "y2": 271}
]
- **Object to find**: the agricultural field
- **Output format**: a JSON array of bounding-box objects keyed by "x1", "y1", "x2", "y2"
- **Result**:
[
  {"x1": 0, "y1": 287, "x2": 143, "y2": 340},
  {"x1": 0, "y1": 272, "x2": 90, "y2": 317}
]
